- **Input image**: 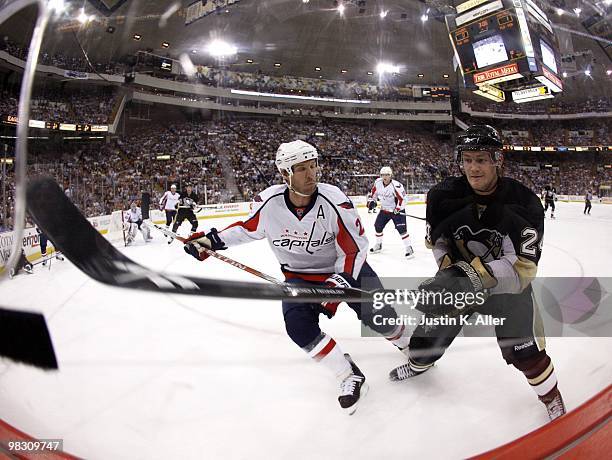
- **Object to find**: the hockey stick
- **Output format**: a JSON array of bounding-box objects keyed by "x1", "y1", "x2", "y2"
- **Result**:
[
  {"x1": 31, "y1": 252, "x2": 64, "y2": 267},
  {"x1": 0, "y1": 307, "x2": 58, "y2": 370},
  {"x1": 26, "y1": 178, "x2": 371, "y2": 303},
  {"x1": 153, "y1": 224, "x2": 285, "y2": 286},
  {"x1": 398, "y1": 211, "x2": 426, "y2": 221}
]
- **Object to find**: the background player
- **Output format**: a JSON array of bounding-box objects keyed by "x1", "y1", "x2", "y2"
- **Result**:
[
  {"x1": 389, "y1": 125, "x2": 566, "y2": 421},
  {"x1": 542, "y1": 184, "x2": 556, "y2": 219},
  {"x1": 183, "y1": 140, "x2": 410, "y2": 414},
  {"x1": 367, "y1": 166, "x2": 414, "y2": 258},
  {"x1": 584, "y1": 190, "x2": 592, "y2": 215},
  {"x1": 159, "y1": 184, "x2": 180, "y2": 228},
  {"x1": 169, "y1": 184, "x2": 198, "y2": 242},
  {"x1": 124, "y1": 201, "x2": 152, "y2": 245}
]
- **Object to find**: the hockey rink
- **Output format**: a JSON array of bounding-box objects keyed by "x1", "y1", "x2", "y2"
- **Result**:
[{"x1": 0, "y1": 201, "x2": 611, "y2": 459}]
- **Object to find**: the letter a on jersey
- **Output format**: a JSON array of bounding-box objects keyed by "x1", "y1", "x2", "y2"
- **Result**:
[{"x1": 317, "y1": 205, "x2": 326, "y2": 219}]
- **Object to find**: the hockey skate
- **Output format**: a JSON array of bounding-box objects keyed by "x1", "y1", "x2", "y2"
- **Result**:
[
  {"x1": 41, "y1": 252, "x2": 48, "y2": 266},
  {"x1": 541, "y1": 389, "x2": 566, "y2": 421},
  {"x1": 405, "y1": 246, "x2": 415, "y2": 259},
  {"x1": 389, "y1": 361, "x2": 432, "y2": 381},
  {"x1": 338, "y1": 354, "x2": 368, "y2": 415},
  {"x1": 369, "y1": 243, "x2": 382, "y2": 254}
]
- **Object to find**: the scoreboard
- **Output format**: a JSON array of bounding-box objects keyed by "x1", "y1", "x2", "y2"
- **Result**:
[{"x1": 447, "y1": 0, "x2": 563, "y2": 103}]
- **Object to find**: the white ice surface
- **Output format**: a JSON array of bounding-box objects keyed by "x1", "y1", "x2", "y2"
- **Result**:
[{"x1": 0, "y1": 202, "x2": 610, "y2": 459}]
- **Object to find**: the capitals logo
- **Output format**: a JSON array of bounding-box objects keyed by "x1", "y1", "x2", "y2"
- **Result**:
[
  {"x1": 452, "y1": 225, "x2": 504, "y2": 262},
  {"x1": 272, "y1": 221, "x2": 335, "y2": 254}
]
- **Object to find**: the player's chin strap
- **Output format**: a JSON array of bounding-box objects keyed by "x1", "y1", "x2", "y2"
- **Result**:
[
  {"x1": 285, "y1": 166, "x2": 320, "y2": 198},
  {"x1": 287, "y1": 175, "x2": 314, "y2": 198}
]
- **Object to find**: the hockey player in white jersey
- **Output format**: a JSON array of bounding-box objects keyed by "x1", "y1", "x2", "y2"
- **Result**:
[
  {"x1": 367, "y1": 167, "x2": 414, "y2": 258},
  {"x1": 183, "y1": 140, "x2": 410, "y2": 414},
  {"x1": 159, "y1": 184, "x2": 180, "y2": 227},
  {"x1": 124, "y1": 202, "x2": 152, "y2": 245}
]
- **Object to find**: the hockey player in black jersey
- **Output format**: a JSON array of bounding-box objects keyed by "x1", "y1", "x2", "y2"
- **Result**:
[
  {"x1": 389, "y1": 125, "x2": 566, "y2": 421},
  {"x1": 542, "y1": 185, "x2": 556, "y2": 219},
  {"x1": 171, "y1": 184, "x2": 199, "y2": 237}
]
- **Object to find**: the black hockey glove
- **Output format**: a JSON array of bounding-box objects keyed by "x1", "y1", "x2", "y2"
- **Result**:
[
  {"x1": 183, "y1": 228, "x2": 227, "y2": 261},
  {"x1": 367, "y1": 200, "x2": 377, "y2": 212},
  {"x1": 415, "y1": 258, "x2": 497, "y2": 317}
]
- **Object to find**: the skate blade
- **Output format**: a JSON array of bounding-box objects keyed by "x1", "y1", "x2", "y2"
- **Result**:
[
  {"x1": 344, "y1": 382, "x2": 369, "y2": 416},
  {"x1": 369, "y1": 249, "x2": 382, "y2": 254},
  {"x1": 405, "y1": 253, "x2": 415, "y2": 260}
]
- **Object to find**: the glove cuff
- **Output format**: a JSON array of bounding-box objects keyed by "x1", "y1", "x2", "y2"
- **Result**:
[
  {"x1": 325, "y1": 272, "x2": 357, "y2": 289},
  {"x1": 469, "y1": 257, "x2": 498, "y2": 289}
]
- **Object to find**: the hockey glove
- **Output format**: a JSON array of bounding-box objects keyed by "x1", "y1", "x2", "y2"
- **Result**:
[
  {"x1": 415, "y1": 258, "x2": 497, "y2": 317},
  {"x1": 321, "y1": 273, "x2": 357, "y2": 317},
  {"x1": 393, "y1": 208, "x2": 401, "y2": 215},
  {"x1": 183, "y1": 228, "x2": 227, "y2": 261},
  {"x1": 367, "y1": 200, "x2": 377, "y2": 212}
]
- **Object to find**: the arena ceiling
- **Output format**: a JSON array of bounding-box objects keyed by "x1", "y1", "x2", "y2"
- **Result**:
[{"x1": 0, "y1": 0, "x2": 610, "y2": 88}]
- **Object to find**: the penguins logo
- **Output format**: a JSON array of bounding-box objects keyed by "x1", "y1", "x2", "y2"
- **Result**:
[{"x1": 453, "y1": 225, "x2": 504, "y2": 262}]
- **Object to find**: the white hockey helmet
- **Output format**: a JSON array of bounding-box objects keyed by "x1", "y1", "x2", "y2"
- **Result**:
[
  {"x1": 275, "y1": 140, "x2": 318, "y2": 176},
  {"x1": 170, "y1": 184, "x2": 177, "y2": 190},
  {"x1": 380, "y1": 166, "x2": 392, "y2": 176}
]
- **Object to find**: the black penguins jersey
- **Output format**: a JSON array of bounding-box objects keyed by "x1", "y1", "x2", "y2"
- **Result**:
[
  {"x1": 425, "y1": 176, "x2": 544, "y2": 295},
  {"x1": 178, "y1": 192, "x2": 198, "y2": 209},
  {"x1": 543, "y1": 189, "x2": 556, "y2": 202}
]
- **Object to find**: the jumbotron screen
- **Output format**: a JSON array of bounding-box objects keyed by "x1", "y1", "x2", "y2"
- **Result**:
[{"x1": 451, "y1": 8, "x2": 524, "y2": 75}]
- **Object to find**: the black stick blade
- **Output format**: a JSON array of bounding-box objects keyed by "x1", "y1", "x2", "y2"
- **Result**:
[{"x1": 0, "y1": 307, "x2": 58, "y2": 370}]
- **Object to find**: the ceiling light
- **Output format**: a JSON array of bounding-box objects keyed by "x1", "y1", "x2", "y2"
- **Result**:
[
  {"x1": 207, "y1": 40, "x2": 238, "y2": 57},
  {"x1": 607, "y1": 70, "x2": 612, "y2": 76},
  {"x1": 573, "y1": 7, "x2": 581, "y2": 16},
  {"x1": 420, "y1": 14, "x2": 428, "y2": 22},
  {"x1": 106, "y1": 26, "x2": 115, "y2": 34},
  {"x1": 246, "y1": 59, "x2": 253, "y2": 63},
  {"x1": 380, "y1": 10, "x2": 388, "y2": 19},
  {"x1": 133, "y1": 34, "x2": 142, "y2": 41},
  {"x1": 584, "y1": 69, "x2": 591, "y2": 76},
  {"x1": 191, "y1": 49, "x2": 197, "y2": 54},
  {"x1": 443, "y1": 74, "x2": 449, "y2": 78},
  {"x1": 162, "y1": 42, "x2": 169, "y2": 48},
  {"x1": 77, "y1": 8, "x2": 88, "y2": 24},
  {"x1": 315, "y1": 66, "x2": 321, "y2": 71},
  {"x1": 417, "y1": 73, "x2": 424, "y2": 78},
  {"x1": 562, "y1": 72, "x2": 568, "y2": 78},
  {"x1": 340, "y1": 69, "x2": 347, "y2": 73},
  {"x1": 338, "y1": 4, "x2": 345, "y2": 15},
  {"x1": 556, "y1": 8, "x2": 564, "y2": 16},
  {"x1": 376, "y1": 62, "x2": 400, "y2": 74},
  {"x1": 367, "y1": 71, "x2": 373, "y2": 75},
  {"x1": 274, "y1": 62, "x2": 281, "y2": 67},
  {"x1": 302, "y1": 0, "x2": 309, "y2": 3}
]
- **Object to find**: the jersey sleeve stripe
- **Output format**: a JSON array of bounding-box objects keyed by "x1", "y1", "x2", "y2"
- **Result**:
[{"x1": 336, "y1": 215, "x2": 358, "y2": 275}]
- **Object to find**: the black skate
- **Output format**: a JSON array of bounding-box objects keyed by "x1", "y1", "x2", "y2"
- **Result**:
[
  {"x1": 405, "y1": 246, "x2": 415, "y2": 259},
  {"x1": 338, "y1": 354, "x2": 368, "y2": 415},
  {"x1": 389, "y1": 361, "x2": 432, "y2": 381}
]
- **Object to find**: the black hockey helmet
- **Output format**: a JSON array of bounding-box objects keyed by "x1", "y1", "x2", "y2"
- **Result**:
[{"x1": 456, "y1": 125, "x2": 503, "y2": 163}]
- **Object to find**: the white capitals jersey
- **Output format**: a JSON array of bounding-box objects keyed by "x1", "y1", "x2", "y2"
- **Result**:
[
  {"x1": 219, "y1": 183, "x2": 368, "y2": 280},
  {"x1": 160, "y1": 191, "x2": 180, "y2": 211},
  {"x1": 125, "y1": 207, "x2": 142, "y2": 223},
  {"x1": 368, "y1": 178, "x2": 406, "y2": 212}
]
